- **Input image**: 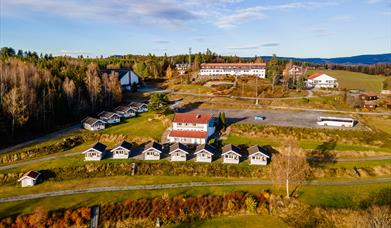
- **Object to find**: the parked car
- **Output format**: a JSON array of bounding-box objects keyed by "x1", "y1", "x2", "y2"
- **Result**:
[{"x1": 254, "y1": 115, "x2": 266, "y2": 121}]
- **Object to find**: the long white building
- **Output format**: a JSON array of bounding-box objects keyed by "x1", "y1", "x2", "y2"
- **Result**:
[{"x1": 199, "y1": 63, "x2": 267, "y2": 78}]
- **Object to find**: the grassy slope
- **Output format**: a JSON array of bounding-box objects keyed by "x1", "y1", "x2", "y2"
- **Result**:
[
  {"x1": 1, "y1": 182, "x2": 389, "y2": 218},
  {"x1": 308, "y1": 70, "x2": 386, "y2": 92},
  {"x1": 0, "y1": 176, "x2": 256, "y2": 197},
  {"x1": 172, "y1": 215, "x2": 287, "y2": 228}
]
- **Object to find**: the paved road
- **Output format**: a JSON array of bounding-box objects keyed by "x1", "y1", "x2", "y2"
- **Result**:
[
  {"x1": 0, "y1": 151, "x2": 81, "y2": 170},
  {"x1": 0, "y1": 125, "x2": 81, "y2": 155},
  {"x1": 1, "y1": 178, "x2": 390, "y2": 203}
]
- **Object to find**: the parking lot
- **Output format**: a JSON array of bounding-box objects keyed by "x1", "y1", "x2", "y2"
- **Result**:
[{"x1": 183, "y1": 108, "x2": 365, "y2": 130}]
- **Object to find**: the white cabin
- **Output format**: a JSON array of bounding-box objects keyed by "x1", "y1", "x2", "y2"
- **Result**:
[
  {"x1": 111, "y1": 141, "x2": 132, "y2": 159},
  {"x1": 98, "y1": 111, "x2": 121, "y2": 124},
  {"x1": 194, "y1": 144, "x2": 216, "y2": 163},
  {"x1": 83, "y1": 142, "x2": 107, "y2": 161},
  {"x1": 17, "y1": 171, "x2": 41, "y2": 187},
  {"x1": 222, "y1": 144, "x2": 242, "y2": 164},
  {"x1": 82, "y1": 117, "x2": 105, "y2": 131},
  {"x1": 128, "y1": 102, "x2": 148, "y2": 113},
  {"x1": 114, "y1": 106, "x2": 136, "y2": 118},
  {"x1": 169, "y1": 143, "x2": 189, "y2": 162},
  {"x1": 248, "y1": 145, "x2": 271, "y2": 165},
  {"x1": 102, "y1": 69, "x2": 140, "y2": 91},
  {"x1": 142, "y1": 142, "x2": 163, "y2": 160}
]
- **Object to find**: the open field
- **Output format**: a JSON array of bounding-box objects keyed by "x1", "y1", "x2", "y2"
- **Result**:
[
  {"x1": 359, "y1": 115, "x2": 391, "y2": 135},
  {"x1": 0, "y1": 182, "x2": 389, "y2": 218},
  {"x1": 308, "y1": 70, "x2": 386, "y2": 92},
  {"x1": 172, "y1": 215, "x2": 287, "y2": 228},
  {"x1": 0, "y1": 176, "x2": 256, "y2": 198}
]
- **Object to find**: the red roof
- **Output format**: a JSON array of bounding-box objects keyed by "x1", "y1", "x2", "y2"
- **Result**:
[
  {"x1": 173, "y1": 113, "x2": 213, "y2": 124},
  {"x1": 308, "y1": 73, "x2": 322, "y2": 79},
  {"x1": 201, "y1": 63, "x2": 266, "y2": 67},
  {"x1": 169, "y1": 130, "x2": 208, "y2": 139}
]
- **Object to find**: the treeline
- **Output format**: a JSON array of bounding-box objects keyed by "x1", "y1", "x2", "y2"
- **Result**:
[{"x1": 314, "y1": 63, "x2": 391, "y2": 76}]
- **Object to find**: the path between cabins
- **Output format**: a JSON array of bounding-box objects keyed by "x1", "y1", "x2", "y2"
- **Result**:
[
  {"x1": 1, "y1": 178, "x2": 391, "y2": 203},
  {"x1": 1, "y1": 152, "x2": 391, "y2": 171}
]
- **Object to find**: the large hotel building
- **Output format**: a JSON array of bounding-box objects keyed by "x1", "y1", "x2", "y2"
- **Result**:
[{"x1": 199, "y1": 63, "x2": 267, "y2": 78}]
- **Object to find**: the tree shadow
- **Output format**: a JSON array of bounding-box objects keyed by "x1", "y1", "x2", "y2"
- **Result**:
[
  {"x1": 307, "y1": 140, "x2": 337, "y2": 168},
  {"x1": 177, "y1": 102, "x2": 203, "y2": 112}
]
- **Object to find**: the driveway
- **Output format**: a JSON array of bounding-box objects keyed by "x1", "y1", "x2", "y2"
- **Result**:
[{"x1": 1, "y1": 178, "x2": 390, "y2": 203}]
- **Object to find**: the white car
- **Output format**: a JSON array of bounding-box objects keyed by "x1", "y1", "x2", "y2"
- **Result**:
[{"x1": 254, "y1": 115, "x2": 266, "y2": 121}]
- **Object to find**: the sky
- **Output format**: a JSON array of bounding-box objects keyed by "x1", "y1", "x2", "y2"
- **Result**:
[{"x1": 1, "y1": 0, "x2": 390, "y2": 58}]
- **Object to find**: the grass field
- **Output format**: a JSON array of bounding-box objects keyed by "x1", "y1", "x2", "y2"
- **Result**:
[
  {"x1": 0, "y1": 175, "x2": 256, "y2": 197},
  {"x1": 223, "y1": 134, "x2": 391, "y2": 153},
  {"x1": 359, "y1": 115, "x2": 391, "y2": 135},
  {"x1": 172, "y1": 215, "x2": 287, "y2": 228},
  {"x1": 170, "y1": 84, "x2": 214, "y2": 94},
  {"x1": 308, "y1": 70, "x2": 386, "y2": 92},
  {"x1": 1, "y1": 182, "x2": 389, "y2": 218}
]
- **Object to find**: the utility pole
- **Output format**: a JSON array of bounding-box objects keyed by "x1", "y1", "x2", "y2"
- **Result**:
[
  {"x1": 188, "y1": 48, "x2": 192, "y2": 66},
  {"x1": 255, "y1": 76, "x2": 259, "y2": 105}
]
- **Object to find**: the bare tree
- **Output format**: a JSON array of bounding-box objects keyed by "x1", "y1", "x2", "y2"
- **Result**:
[
  {"x1": 270, "y1": 138, "x2": 311, "y2": 198},
  {"x1": 84, "y1": 63, "x2": 102, "y2": 111},
  {"x1": 108, "y1": 72, "x2": 122, "y2": 104},
  {"x1": 2, "y1": 87, "x2": 29, "y2": 137},
  {"x1": 63, "y1": 77, "x2": 76, "y2": 109}
]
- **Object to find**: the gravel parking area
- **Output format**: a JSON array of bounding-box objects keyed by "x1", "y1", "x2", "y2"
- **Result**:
[{"x1": 183, "y1": 108, "x2": 366, "y2": 130}]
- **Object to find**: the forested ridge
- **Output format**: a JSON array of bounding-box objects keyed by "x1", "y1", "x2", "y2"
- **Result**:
[
  {"x1": 0, "y1": 47, "x2": 251, "y2": 147},
  {"x1": 0, "y1": 46, "x2": 389, "y2": 147}
]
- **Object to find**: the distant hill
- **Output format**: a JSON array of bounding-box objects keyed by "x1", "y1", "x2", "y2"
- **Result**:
[{"x1": 259, "y1": 53, "x2": 391, "y2": 65}]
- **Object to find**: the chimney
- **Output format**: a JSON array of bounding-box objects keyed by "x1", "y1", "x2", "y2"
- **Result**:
[{"x1": 196, "y1": 114, "x2": 201, "y2": 119}]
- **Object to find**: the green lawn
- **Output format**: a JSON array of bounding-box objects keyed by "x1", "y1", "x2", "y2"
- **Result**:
[
  {"x1": 223, "y1": 134, "x2": 391, "y2": 153},
  {"x1": 99, "y1": 112, "x2": 170, "y2": 142},
  {"x1": 308, "y1": 70, "x2": 386, "y2": 92},
  {"x1": 172, "y1": 215, "x2": 287, "y2": 228},
  {"x1": 0, "y1": 175, "x2": 256, "y2": 197},
  {"x1": 171, "y1": 84, "x2": 214, "y2": 94},
  {"x1": 299, "y1": 183, "x2": 391, "y2": 208}
]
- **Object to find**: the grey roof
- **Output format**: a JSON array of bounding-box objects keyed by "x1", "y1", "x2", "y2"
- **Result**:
[
  {"x1": 92, "y1": 142, "x2": 107, "y2": 152},
  {"x1": 169, "y1": 143, "x2": 188, "y2": 153},
  {"x1": 144, "y1": 141, "x2": 163, "y2": 152},
  {"x1": 114, "y1": 106, "x2": 136, "y2": 113},
  {"x1": 98, "y1": 111, "x2": 119, "y2": 118},
  {"x1": 248, "y1": 145, "x2": 271, "y2": 157},
  {"x1": 222, "y1": 144, "x2": 242, "y2": 155},
  {"x1": 128, "y1": 102, "x2": 147, "y2": 109},
  {"x1": 113, "y1": 140, "x2": 132, "y2": 151},
  {"x1": 101, "y1": 69, "x2": 130, "y2": 79},
  {"x1": 82, "y1": 117, "x2": 104, "y2": 125},
  {"x1": 195, "y1": 144, "x2": 217, "y2": 155}
]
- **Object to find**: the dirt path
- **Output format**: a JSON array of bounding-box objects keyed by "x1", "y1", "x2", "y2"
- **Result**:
[{"x1": 1, "y1": 178, "x2": 390, "y2": 203}]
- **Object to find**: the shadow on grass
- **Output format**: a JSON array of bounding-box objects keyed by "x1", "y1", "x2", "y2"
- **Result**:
[{"x1": 307, "y1": 140, "x2": 337, "y2": 168}]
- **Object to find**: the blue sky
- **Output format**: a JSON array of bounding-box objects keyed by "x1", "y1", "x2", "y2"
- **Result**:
[{"x1": 1, "y1": 0, "x2": 390, "y2": 58}]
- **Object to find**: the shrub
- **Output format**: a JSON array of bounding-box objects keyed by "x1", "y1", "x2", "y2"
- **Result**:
[{"x1": 245, "y1": 195, "x2": 258, "y2": 214}]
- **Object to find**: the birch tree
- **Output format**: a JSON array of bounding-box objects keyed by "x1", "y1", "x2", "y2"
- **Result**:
[
  {"x1": 270, "y1": 138, "x2": 311, "y2": 198},
  {"x1": 84, "y1": 63, "x2": 102, "y2": 111},
  {"x1": 2, "y1": 87, "x2": 29, "y2": 137}
]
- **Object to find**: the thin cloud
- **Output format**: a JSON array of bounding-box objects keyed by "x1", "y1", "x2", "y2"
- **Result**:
[
  {"x1": 261, "y1": 43, "x2": 280, "y2": 47},
  {"x1": 226, "y1": 45, "x2": 261, "y2": 50},
  {"x1": 331, "y1": 15, "x2": 353, "y2": 22},
  {"x1": 152, "y1": 40, "x2": 170, "y2": 44},
  {"x1": 366, "y1": 0, "x2": 383, "y2": 4}
]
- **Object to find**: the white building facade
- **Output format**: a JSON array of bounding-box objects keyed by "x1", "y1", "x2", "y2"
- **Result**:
[
  {"x1": 307, "y1": 73, "x2": 338, "y2": 88},
  {"x1": 83, "y1": 143, "x2": 107, "y2": 161},
  {"x1": 17, "y1": 171, "x2": 41, "y2": 187},
  {"x1": 142, "y1": 142, "x2": 163, "y2": 160},
  {"x1": 168, "y1": 113, "x2": 215, "y2": 145},
  {"x1": 199, "y1": 63, "x2": 266, "y2": 78}
]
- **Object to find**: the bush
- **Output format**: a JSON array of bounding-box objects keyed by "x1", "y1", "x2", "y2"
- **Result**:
[{"x1": 245, "y1": 195, "x2": 258, "y2": 214}]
